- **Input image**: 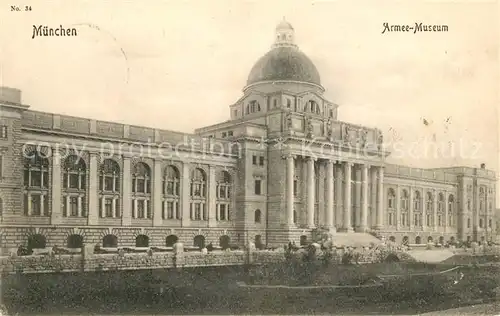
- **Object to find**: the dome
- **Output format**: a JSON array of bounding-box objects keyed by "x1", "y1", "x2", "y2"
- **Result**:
[
  {"x1": 276, "y1": 20, "x2": 294, "y2": 30},
  {"x1": 246, "y1": 46, "x2": 321, "y2": 86}
]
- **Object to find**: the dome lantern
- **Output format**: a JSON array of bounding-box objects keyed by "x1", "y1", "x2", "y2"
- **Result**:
[{"x1": 273, "y1": 17, "x2": 296, "y2": 49}]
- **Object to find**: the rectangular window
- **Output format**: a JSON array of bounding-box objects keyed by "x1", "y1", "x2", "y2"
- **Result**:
[
  {"x1": 259, "y1": 156, "x2": 264, "y2": 166},
  {"x1": 228, "y1": 131, "x2": 233, "y2": 137},
  {"x1": 194, "y1": 203, "x2": 201, "y2": 220},
  {"x1": 220, "y1": 204, "x2": 226, "y2": 220},
  {"x1": 167, "y1": 201, "x2": 174, "y2": 219},
  {"x1": 105, "y1": 199, "x2": 113, "y2": 217},
  {"x1": 0, "y1": 155, "x2": 3, "y2": 178},
  {"x1": 137, "y1": 200, "x2": 145, "y2": 218},
  {"x1": 293, "y1": 180, "x2": 297, "y2": 197},
  {"x1": 31, "y1": 195, "x2": 41, "y2": 216},
  {"x1": 252, "y1": 155, "x2": 257, "y2": 165},
  {"x1": 70, "y1": 197, "x2": 78, "y2": 216},
  {"x1": 254, "y1": 180, "x2": 261, "y2": 195},
  {"x1": 161, "y1": 201, "x2": 165, "y2": 219},
  {"x1": 69, "y1": 174, "x2": 79, "y2": 189},
  {"x1": 0, "y1": 125, "x2": 7, "y2": 139},
  {"x1": 167, "y1": 182, "x2": 175, "y2": 195},
  {"x1": 137, "y1": 179, "x2": 145, "y2": 193},
  {"x1": 221, "y1": 132, "x2": 227, "y2": 138},
  {"x1": 105, "y1": 177, "x2": 114, "y2": 191}
]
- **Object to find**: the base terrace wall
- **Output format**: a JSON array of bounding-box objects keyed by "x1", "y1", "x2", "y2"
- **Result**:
[{"x1": 0, "y1": 250, "x2": 285, "y2": 274}]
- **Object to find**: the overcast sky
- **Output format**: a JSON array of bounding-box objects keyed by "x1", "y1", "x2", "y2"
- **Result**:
[{"x1": 1, "y1": 0, "x2": 499, "y2": 200}]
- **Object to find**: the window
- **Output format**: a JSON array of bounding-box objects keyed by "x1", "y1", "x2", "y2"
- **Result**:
[
  {"x1": 216, "y1": 170, "x2": 232, "y2": 221},
  {"x1": 221, "y1": 132, "x2": 227, "y2": 138},
  {"x1": 131, "y1": 162, "x2": 151, "y2": 219},
  {"x1": 401, "y1": 190, "x2": 409, "y2": 210},
  {"x1": 273, "y1": 99, "x2": 278, "y2": 108},
  {"x1": 252, "y1": 155, "x2": 257, "y2": 165},
  {"x1": 190, "y1": 168, "x2": 207, "y2": 221},
  {"x1": 254, "y1": 209, "x2": 261, "y2": 223},
  {"x1": 62, "y1": 155, "x2": 87, "y2": 217},
  {"x1": 293, "y1": 180, "x2": 297, "y2": 197},
  {"x1": 467, "y1": 218, "x2": 471, "y2": 228},
  {"x1": 23, "y1": 149, "x2": 50, "y2": 216},
  {"x1": 387, "y1": 189, "x2": 395, "y2": 209},
  {"x1": 99, "y1": 159, "x2": 120, "y2": 193},
  {"x1": 287, "y1": 99, "x2": 292, "y2": 108},
  {"x1": 0, "y1": 197, "x2": 2, "y2": 217},
  {"x1": 163, "y1": 165, "x2": 180, "y2": 220},
  {"x1": 228, "y1": 131, "x2": 233, "y2": 137},
  {"x1": 489, "y1": 219, "x2": 492, "y2": 228},
  {"x1": 0, "y1": 155, "x2": 2, "y2": 178},
  {"x1": 254, "y1": 179, "x2": 262, "y2": 195},
  {"x1": 388, "y1": 212, "x2": 394, "y2": 226},
  {"x1": 0, "y1": 125, "x2": 7, "y2": 139},
  {"x1": 479, "y1": 218, "x2": 483, "y2": 228},
  {"x1": 426, "y1": 192, "x2": 433, "y2": 211},
  {"x1": 259, "y1": 156, "x2": 264, "y2": 166},
  {"x1": 413, "y1": 191, "x2": 421, "y2": 211},
  {"x1": 249, "y1": 100, "x2": 261, "y2": 113}
]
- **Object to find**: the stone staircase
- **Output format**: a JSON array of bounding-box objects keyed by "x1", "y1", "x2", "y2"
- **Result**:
[{"x1": 330, "y1": 233, "x2": 383, "y2": 248}]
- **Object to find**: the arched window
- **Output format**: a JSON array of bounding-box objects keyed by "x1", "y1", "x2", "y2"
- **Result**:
[
  {"x1": 66, "y1": 234, "x2": 83, "y2": 248},
  {"x1": 132, "y1": 162, "x2": 151, "y2": 194},
  {"x1": 27, "y1": 234, "x2": 46, "y2": 249},
  {"x1": 216, "y1": 170, "x2": 232, "y2": 221},
  {"x1": 479, "y1": 187, "x2": 485, "y2": 211},
  {"x1": 132, "y1": 162, "x2": 152, "y2": 219},
  {"x1": 401, "y1": 190, "x2": 409, "y2": 210},
  {"x1": 135, "y1": 234, "x2": 149, "y2": 247},
  {"x1": 387, "y1": 189, "x2": 395, "y2": 209},
  {"x1": 163, "y1": 165, "x2": 180, "y2": 220},
  {"x1": 413, "y1": 191, "x2": 421, "y2": 211},
  {"x1": 102, "y1": 234, "x2": 118, "y2": 248},
  {"x1": 99, "y1": 159, "x2": 121, "y2": 218},
  {"x1": 415, "y1": 236, "x2": 421, "y2": 245},
  {"x1": 63, "y1": 155, "x2": 87, "y2": 218},
  {"x1": 23, "y1": 149, "x2": 50, "y2": 217},
  {"x1": 254, "y1": 209, "x2": 261, "y2": 223},
  {"x1": 165, "y1": 235, "x2": 178, "y2": 247},
  {"x1": 447, "y1": 195, "x2": 454, "y2": 226},
  {"x1": 426, "y1": 192, "x2": 433, "y2": 211},
  {"x1": 219, "y1": 235, "x2": 230, "y2": 250},
  {"x1": 190, "y1": 168, "x2": 207, "y2": 221},
  {"x1": 437, "y1": 193, "x2": 444, "y2": 212},
  {"x1": 193, "y1": 235, "x2": 205, "y2": 249}
]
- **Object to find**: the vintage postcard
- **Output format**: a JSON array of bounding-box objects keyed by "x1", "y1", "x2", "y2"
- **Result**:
[{"x1": 0, "y1": 1, "x2": 499, "y2": 315}]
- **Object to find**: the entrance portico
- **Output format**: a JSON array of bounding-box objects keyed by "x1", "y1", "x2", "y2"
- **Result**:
[{"x1": 284, "y1": 154, "x2": 385, "y2": 234}]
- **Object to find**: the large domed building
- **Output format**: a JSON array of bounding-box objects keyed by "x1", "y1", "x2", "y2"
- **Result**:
[{"x1": 0, "y1": 20, "x2": 496, "y2": 254}]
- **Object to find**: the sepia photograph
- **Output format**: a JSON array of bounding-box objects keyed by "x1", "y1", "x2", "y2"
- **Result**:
[{"x1": 0, "y1": 0, "x2": 499, "y2": 315}]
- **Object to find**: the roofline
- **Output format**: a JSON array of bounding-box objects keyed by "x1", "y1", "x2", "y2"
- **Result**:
[{"x1": 242, "y1": 80, "x2": 325, "y2": 93}]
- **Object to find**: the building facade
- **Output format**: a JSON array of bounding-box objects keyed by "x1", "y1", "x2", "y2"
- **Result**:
[{"x1": 0, "y1": 21, "x2": 497, "y2": 252}]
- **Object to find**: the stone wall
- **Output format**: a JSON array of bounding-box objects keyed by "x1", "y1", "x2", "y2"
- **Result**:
[{"x1": 0, "y1": 249, "x2": 285, "y2": 274}]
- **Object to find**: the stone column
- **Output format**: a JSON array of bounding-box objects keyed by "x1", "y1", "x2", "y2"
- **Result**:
[
  {"x1": 360, "y1": 164, "x2": 368, "y2": 232},
  {"x1": 433, "y1": 190, "x2": 438, "y2": 231},
  {"x1": 460, "y1": 180, "x2": 467, "y2": 241},
  {"x1": 370, "y1": 167, "x2": 377, "y2": 228},
  {"x1": 354, "y1": 166, "x2": 362, "y2": 229},
  {"x1": 181, "y1": 162, "x2": 191, "y2": 226},
  {"x1": 208, "y1": 165, "x2": 217, "y2": 227},
  {"x1": 50, "y1": 149, "x2": 62, "y2": 225},
  {"x1": 376, "y1": 166, "x2": 384, "y2": 229},
  {"x1": 325, "y1": 159, "x2": 335, "y2": 231},
  {"x1": 444, "y1": 191, "x2": 449, "y2": 233},
  {"x1": 306, "y1": 157, "x2": 316, "y2": 228},
  {"x1": 87, "y1": 152, "x2": 99, "y2": 225},
  {"x1": 153, "y1": 159, "x2": 163, "y2": 226},
  {"x1": 395, "y1": 185, "x2": 401, "y2": 230},
  {"x1": 121, "y1": 156, "x2": 131, "y2": 225},
  {"x1": 77, "y1": 196, "x2": 82, "y2": 217},
  {"x1": 409, "y1": 188, "x2": 414, "y2": 230},
  {"x1": 285, "y1": 154, "x2": 295, "y2": 227},
  {"x1": 335, "y1": 164, "x2": 343, "y2": 229},
  {"x1": 343, "y1": 162, "x2": 353, "y2": 232}
]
